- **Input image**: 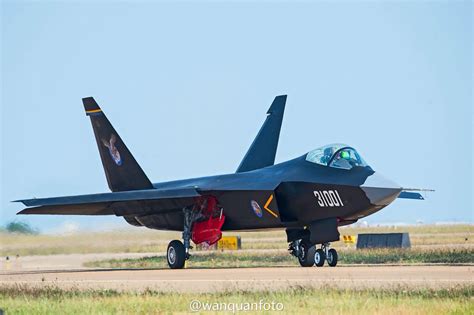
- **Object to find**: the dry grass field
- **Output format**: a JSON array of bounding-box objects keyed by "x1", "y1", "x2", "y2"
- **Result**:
[{"x1": 1, "y1": 224, "x2": 472, "y2": 257}]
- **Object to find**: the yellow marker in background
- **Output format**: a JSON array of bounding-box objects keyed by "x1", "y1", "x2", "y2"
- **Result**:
[
  {"x1": 342, "y1": 235, "x2": 356, "y2": 244},
  {"x1": 217, "y1": 236, "x2": 241, "y2": 250}
]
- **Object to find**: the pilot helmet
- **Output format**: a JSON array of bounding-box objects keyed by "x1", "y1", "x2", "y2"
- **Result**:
[{"x1": 340, "y1": 150, "x2": 350, "y2": 159}]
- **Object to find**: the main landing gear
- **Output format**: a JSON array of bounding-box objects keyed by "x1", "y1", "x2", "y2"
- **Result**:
[
  {"x1": 166, "y1": 196, "x2": 225, "y2": 269},
  {"x1": 289, "y1": 240, "x2": 316, "y2": 267},
  {"x1": 167, "y1": 240, "x2": 186, "y2": 269},
  {"x1": 166, "y1": 207, "x2": 200, "y2": 269},
  {"x1": 289, "y1": 241, "x2": 338, "y2": 267}
]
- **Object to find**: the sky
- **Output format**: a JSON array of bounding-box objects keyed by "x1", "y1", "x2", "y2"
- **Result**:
[{"x1": 1, "y1": 1, "x2": 472, "y2": 233}]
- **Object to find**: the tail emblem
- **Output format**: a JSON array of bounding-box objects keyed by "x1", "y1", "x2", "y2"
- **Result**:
[{"x1": 102, "y1": 135, "x2": 122, "y2": 166}]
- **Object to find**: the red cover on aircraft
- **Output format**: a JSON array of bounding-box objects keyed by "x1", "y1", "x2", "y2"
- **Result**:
[{"x1": 192, "y1": 214, "x2": 225, "y2": 245}]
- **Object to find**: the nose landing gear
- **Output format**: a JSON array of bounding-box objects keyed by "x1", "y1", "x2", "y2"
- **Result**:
[
  {"x1": 326, "y1": 248, "x2": 338, "y2": 267},
  {"x1": 289, "y1": 241, "x2": 338, "y2": 267},
  {"x1": 314, "y1": 248, "x2": 325, "y2": 267},
  {"x1": 316, "y1": 242, "x2": 338, "y2": 267}
]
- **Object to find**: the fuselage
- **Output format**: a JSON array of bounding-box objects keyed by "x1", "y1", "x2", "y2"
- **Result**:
[{"x1": 148, "y1": 154, "x2": 402, "y2": 231}]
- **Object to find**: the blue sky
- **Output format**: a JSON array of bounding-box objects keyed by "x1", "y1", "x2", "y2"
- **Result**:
[{"x1": 1, "y1": 1, "x2": 472, "y2": 232}]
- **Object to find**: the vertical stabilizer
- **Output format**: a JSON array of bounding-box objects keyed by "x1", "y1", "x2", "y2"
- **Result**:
[
  {"x1": 236, "y1": 95, "x2": 287, "y2": 173},
  {"x1": 83, "y1": 97, "x2": 153, "y2": 192}
]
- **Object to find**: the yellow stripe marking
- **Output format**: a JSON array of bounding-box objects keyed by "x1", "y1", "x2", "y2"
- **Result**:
[
  {"x1": 264, "y1": 194, "x2": 278, "y2": 218},
  {"x1": 86, "y1": 109, "x2": 102, "y2": 114}
]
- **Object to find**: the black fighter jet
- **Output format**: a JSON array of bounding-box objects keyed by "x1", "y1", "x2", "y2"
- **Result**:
[{"x1": 16, "y1": 95, "x2": 428, "y2": 269}]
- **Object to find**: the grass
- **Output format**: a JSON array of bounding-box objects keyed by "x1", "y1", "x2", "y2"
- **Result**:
[
  {"x1": 1, "y1": 224, "x2": 472, "y2": 257},
  {"x1": 1, "y1": 285, "x2": 472, "y2": 314},
  {"x1": 86, "y1": 251, "x2": 295, "y2": 268},
  {"x1": 85, "y1": 248, "x2": 474, "y2": 269},
  {"x1": 342, "y1": 248, "x2": 474, "y2": 264}
]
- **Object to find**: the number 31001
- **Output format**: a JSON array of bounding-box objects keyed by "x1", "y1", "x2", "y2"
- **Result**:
[{"x1": 313, "y1": 190, "x2": 344, "y2": 207}]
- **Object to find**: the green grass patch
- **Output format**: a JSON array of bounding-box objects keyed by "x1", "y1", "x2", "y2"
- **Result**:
[
  {"x1": 85, "y1": 248, "x2": 474, "y2": 269},
  {"x1": 342, "y1": 248, "x2": 474, "y2": 264},
  {"x1": 85, "y1": 251, "x2": 297, "y2": 269},
  {"x1": 1, "y1": 285, "x2": 472, "y2": 314}
]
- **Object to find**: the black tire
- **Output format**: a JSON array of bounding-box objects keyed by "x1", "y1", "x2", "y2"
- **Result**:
[
  {"x1": 167, "y1": 240, "x2": 186, "y2": 269},
  {"x1": 314, "y1": 249, "x2": 326, "y2": 267},
  {"x1": 327, "y1": 248, "x2": 338, "y2": 267},
  {"x1": 298, "y1": 241, "x2": 316, "y2": 267}
]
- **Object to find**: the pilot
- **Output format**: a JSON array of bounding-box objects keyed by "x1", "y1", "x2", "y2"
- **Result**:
[{"x1": 330, "y1": 150, "x2": 353, "y2": 169}]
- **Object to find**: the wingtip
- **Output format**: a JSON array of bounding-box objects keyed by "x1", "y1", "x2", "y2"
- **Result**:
[{"x1": 12, "y1": 198, "x2": 39, "y2": 207}]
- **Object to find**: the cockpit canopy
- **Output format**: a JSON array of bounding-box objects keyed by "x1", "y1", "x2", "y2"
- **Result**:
[{"x1": 306, "y1": 144, "x2": 368, "y2": 170}]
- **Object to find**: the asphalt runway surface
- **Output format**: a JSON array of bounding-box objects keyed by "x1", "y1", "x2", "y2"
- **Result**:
[{"x1": 2, "y1": 265, "x2": 473, "y2": 292}]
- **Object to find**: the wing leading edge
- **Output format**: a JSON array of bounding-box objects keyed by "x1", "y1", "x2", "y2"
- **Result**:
[{"x1": 16, "y1": 188, "x2": 201, "y2": 216}]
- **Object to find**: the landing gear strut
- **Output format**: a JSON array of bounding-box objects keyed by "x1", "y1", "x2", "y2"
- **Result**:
[
  {"x1": 183, "y1": 207, "x2": 201, "y2": 259},
  {"x1": 166, "y1": 207, "x2": 201, "y2": 269}
]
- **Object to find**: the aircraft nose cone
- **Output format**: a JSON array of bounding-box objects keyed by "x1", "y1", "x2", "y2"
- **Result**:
[{"x1": 361, "y1": 172, "x2": 402, "y2": 206}]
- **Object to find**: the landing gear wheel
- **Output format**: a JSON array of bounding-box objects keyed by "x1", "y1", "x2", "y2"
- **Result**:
[
  {"x1": 167, "y1": 240, "x2": 186, "y2": 269},
  {"x1": 327, "y1": 248, "x2": 338, "y2": 267},
  {"x1": 314, "y1": 249, "x2": 326, "y2": 267},
  {"x1": 298, "y1": 241, "x2": 316, "y2": 267}
]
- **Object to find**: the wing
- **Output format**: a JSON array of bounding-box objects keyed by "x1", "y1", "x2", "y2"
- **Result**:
[
  {"x1": 397, "y1": 188, "x2": 435, "y2": 200},
  {"x1": 397, "y1": 191, "x2": 424, "y2": 200},
  {"x1": 15, "y1": 188, "x2": 200, "y2": 216}
]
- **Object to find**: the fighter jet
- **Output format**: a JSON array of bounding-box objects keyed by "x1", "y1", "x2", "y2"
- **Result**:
[{"x1": 16, "y1": 95, "x2": 429, "y2": 269}]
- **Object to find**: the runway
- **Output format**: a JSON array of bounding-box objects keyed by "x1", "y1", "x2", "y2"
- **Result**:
[{"x1": 2, "y1": 265, "x2": 472, "y2": 292}]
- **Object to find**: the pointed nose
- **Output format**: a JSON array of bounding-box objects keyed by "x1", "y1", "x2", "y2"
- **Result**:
[{"x1": 361, "y1": 172, "x2": 402, "y2": 206}]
